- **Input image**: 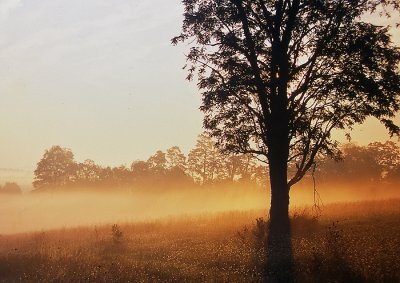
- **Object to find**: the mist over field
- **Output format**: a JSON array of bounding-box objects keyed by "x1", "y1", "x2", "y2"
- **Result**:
[
  {"x1": 0, "y1": 188, "x2": 267, "y2": 234},
  {"x1": 1, "y1": 181, "x2": 398, "y2": 235},
  {"x1": 1, "y1": 192, "x2": 399, "y2": 282}
]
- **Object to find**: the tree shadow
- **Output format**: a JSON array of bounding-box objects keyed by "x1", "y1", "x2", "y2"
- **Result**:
[
  {"x1": 265, "y1": 224, "x2": 294, "y2": 283},
  {"x1": 247, "y1": 217, "x2": 294, "y2": 282}
]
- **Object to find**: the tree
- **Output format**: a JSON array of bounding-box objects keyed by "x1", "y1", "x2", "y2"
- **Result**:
[
  {"x1": 367, "y1": 141, "x2": 400, "y2": 178},
  {"x1": 111, "y1": 165, "x2": 131, "y2": 187},
  {"x1": 76, "y1": 159, "x2": 101, "y2": 186},
  {"x1": 222, "y1": 153, "x2": 259, "y2": 183},
  {"x1": 131, "y1": 160, "x2": 151, "y2": 182},
  {"x1": 315, "y1": 141, "x2": 400, "y2": 185},
  {"x1": 187, "y1": 133, "x2": 225, "y2": 184},
  {"x1": 33, "y1": 146, "x2": 77, "y2": 190},
  {"x1": 166, "y1": 146, "x2": 187, "y2": 171},
  {"x1": 165, "y1": 146, "x2": 193, "y2": 186},
  {"x1": 147, "y1": 150, "x2": 167, "y2": 174},
  {"x1": 318, "y1": 143, "x2": 381, "y2": 183},
  {"x1": 0, "y1": 182, "x2": 22, "y2": 194},
  {"x1": 174, "y1": 1, "x2": 400, "y2": 280}
]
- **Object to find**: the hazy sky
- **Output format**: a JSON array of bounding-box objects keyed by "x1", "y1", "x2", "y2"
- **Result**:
[{"x1": 0, "y1": 0, "x2": 399, "y2": 170}]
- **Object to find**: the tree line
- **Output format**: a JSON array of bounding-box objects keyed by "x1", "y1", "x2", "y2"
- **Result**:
[
  {"x1": 32, "y1": 134, "x2": 400, "y2": 192},
  {"x1": 32, "y1": 133, "x2": 267, "y2": 192},
  {"x1": 314, "y1": 141, "x2": 400, "y2": 186}
]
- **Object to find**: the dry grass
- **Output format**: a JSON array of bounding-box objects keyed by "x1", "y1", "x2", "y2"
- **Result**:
[{"x1": 0, "y1": 199, "x2": 399, "y2": 282}]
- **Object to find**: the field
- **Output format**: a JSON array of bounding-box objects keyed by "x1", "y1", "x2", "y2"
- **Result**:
[{"x1": 0, "y1": 198, "x2": 399, "y2": 282}]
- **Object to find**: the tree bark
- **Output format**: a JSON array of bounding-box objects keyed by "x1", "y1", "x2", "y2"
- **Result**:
[{"x1": 266, "y1": 157, "x2": 293, "y2": 282}]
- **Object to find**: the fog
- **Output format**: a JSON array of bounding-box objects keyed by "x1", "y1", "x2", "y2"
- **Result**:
[
  {"x1": 0, "y1": 188, "x2": 268, "y2": 235},
  {"x1": 1, "y1": 182, "x2": 398, "y2": 235}
]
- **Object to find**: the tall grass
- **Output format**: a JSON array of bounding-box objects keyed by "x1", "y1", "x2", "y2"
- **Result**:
[{"x1": 0, "y1": 199, "x2": 399, "y2": 282}]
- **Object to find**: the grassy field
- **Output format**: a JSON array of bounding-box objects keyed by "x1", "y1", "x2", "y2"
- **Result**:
[{"x1": 0, "y1": 199, "x2": 399, "y2": 282}]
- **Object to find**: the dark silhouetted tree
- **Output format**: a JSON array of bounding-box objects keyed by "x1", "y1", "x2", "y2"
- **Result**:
[
  {"x1": 174, "y1": 1, "x2": 400, "y2": 280},
  {"x1": 33, "y1": 146, "x2": 77, "y2": 190}
]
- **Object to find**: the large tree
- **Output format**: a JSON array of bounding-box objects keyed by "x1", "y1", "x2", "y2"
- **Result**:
[{"x1": 174, "y1": 0, "x2": 400, "y2": 280}]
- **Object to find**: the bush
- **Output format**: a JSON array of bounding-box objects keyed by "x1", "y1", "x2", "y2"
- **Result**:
[{"x1": 111, "y1": 224, "x2": 123, "y2": 244}]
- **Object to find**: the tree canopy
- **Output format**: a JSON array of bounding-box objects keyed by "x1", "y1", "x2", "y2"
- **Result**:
[
  {"x1": 31, "y1": 138, "x2": 266, "y2": 191},
  {"x1": 173, "y1": 0, "x2": 400, "y2": 187},
  {"x1": 31, "y1": 139, "x2": 400, "y2": 193}
]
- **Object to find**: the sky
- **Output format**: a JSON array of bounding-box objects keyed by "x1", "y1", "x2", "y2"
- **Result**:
[
  {"x1": 0, "y1": 0, "x2": 202, "y2": 170},
  {"x1": 0, "y1": 0, "x2": 399, "y2": 172}
]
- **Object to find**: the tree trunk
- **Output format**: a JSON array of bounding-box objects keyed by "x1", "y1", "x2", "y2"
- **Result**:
[
  {"x1": 266, "y1": 138, "x2": 293, "y2": 282},
  {"x1": 266, "y1": 162, "x2": 293, "y2": 282},
  {"x1": 265, "y1": 32, "x2": 293, "y2": 281}
]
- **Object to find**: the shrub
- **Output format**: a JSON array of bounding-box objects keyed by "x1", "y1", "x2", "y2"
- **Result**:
[{"x1": 111, "y1": 224, "x2": 123, "y2": 244}]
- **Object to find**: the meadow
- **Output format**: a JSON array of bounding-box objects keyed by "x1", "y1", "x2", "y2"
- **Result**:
[{"x1": 0, "y1": 198, "x2": 399, "y2": 282}]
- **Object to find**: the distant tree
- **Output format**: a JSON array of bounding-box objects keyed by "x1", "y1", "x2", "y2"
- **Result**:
[
  {"x1": 187, "y1": 133, "x2": 224, "y2": 184},
  {"x1": 110, "y1": 165, "x2": 131, "y2": 187},
  {"x1": 76, "y1": 159, "x2": 101, "y2": 186},
  {"x1": 131, "y1": 160, "x2": 151, "y2": 177},
  {"x1": 33, "y1": 146, "x2": 77, "y2": 190},
  {"x1": 147, "y1": 150, "x2": 167, "y2": 175},
  {"x1": 367, "y1": 141, "x2": 400, "y2": 178},
  {"x1": 130, "y1": 160, "x2": 153, "y2": 188},
  {"x1": 318, "y1": 143, "x2": 381, "y2": 182},
  {"x1": 376, "y1": 141, "x2": 400, "y2": 183},
  {"x1": 316, "y1": 141, "x2": 400, "y2": 184},
  {"x1": 165, "y1": 165, "x2": 194, "y2": 187},
  {"x1": 223, "y1": 154, "x2": 243, "y2": 182},
  {"x1": 174, "y1": 1, "x2": 400, "y2": 280},
  {"x1": 387, "y1": 163, "x2": 400, "y2": 183},
  {"x1": 166, "y1": 146, "x2": 187, "y2": 171},
  {"x1": 0, "y1": 182, "x2": 22, "y2": 194},
  {"x1": 222, "y1": 153, "x2": 260, "y2": 184}
]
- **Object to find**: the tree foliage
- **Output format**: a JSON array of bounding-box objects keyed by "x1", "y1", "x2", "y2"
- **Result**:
[
  {"x1": 31, "y1": 138, "x2": 267, "y2": 191},
  {"x1": 33, "y1": 145, "x2": 76, "y2": 190},
  {"x1": 31, "y1": 139, "x2": 400, "y2": 192},
  {"x1": 173, "y1": 0, "x2": 400, "y2": 187},
  {"x1": 316, "y1": 141, "x2": 400, "y2": 184},
  {"x1": 166, "y1": 146, "x2": 187, "y2": 171}
]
